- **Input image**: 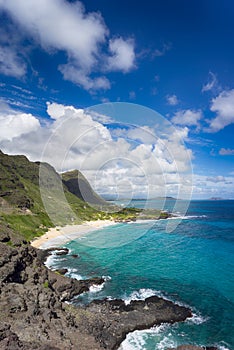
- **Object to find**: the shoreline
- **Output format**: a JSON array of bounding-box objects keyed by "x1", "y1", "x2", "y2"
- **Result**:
[
  {"x1": 31, "y1": 219, "x2": 116, "y2": 249},
  {"x1": 28, "y1": 219, "x2": 219, "y2": 350}
]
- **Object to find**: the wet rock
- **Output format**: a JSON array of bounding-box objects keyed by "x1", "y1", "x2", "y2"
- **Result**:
[
  {"x1": 83, "y1": 296, "x2": 192, "y2": 350},
  {"x1": 48, "y1": 270, "x2": 105, "y2": 301},
  {"x1": 55, "y1": 248, "x2": 69, "y2": 256},
  {"x1": 55, "y1": 268, "x2": 68, "y2": 275}
]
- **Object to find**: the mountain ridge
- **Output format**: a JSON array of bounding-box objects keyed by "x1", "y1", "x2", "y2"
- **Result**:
[{"x1": 0, "y1": 150, "x2": 108, "y2": 240}]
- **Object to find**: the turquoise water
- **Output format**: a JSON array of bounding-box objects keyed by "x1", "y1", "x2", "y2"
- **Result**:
[{"x1": 48, "y1": 200, "x2": 234, "y2": 350}]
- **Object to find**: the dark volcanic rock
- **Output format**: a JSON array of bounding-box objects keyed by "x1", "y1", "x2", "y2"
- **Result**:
[
  {"x1": 55, "y1": 248, "x2": 69, "y2": 256},
  {"x1": 81, "y1": 296, "x2": 192, "y2": 350},
  {"x1": 55, "y1": 268, "x2": 68, "y2": 275},
  {"x1": 48, "y1": 269, "x2": 105, "y2": 301},
  {"x1": 0, "y1": 230, "x2": 10, "y2": 242},
  {"x1": 0, "y1": 241, "x2": 104, "y2": 350},
  {"x1": 0, "y1": 236, "x2": 212, "y2": 350}
]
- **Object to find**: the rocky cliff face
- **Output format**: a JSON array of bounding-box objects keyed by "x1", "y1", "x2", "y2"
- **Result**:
[
  {"x1": 0, "y1": 240, "x2": 105, "y2": 349},
  {"x1": 0, "y1": 229, "x2": 193, "y2": 350}
]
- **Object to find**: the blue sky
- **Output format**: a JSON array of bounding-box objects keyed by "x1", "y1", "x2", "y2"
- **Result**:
[{"x1": 0, "y1": 0, "x2": 233, "y2": 199}]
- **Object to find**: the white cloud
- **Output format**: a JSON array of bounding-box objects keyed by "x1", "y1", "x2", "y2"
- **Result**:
[
  {"x1": 59, "y1": 64, "x2": 111, "y2": 91},
  {"x1": 172, "y1": 109, "x2": 202, "y2": 127},
  {"x1": 207, "y1": 89, "x2": 234, "y2": 132},
  {"x1": 1, "y1": 102, "x2": 193, "y2": 200},
  {"x1": 206, "y1": 175, "x2": 226, "y2": 183},
  {"x1": 0, "y1": 0, "x2": 136, "y2": 91},
  {"x1": 202, "y1": 71, "x2": 218, "y2": 92},
  {"x1": 219, "y1": 148, "x2": 234, "y2": 156},
  {"x1": 0, "y1": 0, "x2": 107, "y2": 67},
  {"x1": 167, "y1": 94, "x2": 179, "y2": 106},
  {"x1": 192, "y1": 174, "x2": 234, "y2": 199},
  {"x1": 107, "y1": 37, "x2": 135, "y2": 73},
  {"x1": 0, "y1": 105, "x2": 40, "y2": 141},
  {"x1": 0, "y1": 46, "x2": 26, "y2": 78}
]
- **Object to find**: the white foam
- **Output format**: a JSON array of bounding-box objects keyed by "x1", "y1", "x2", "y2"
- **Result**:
[
  {"x1": 118, "y1": 330, "x2": 147, "y2": 350},
  {"x1": 123, "y1": 288, "x2": 187, "y2": 307},
  {"x1": 157, "y1": 336, "x2": 176, "y2": 350},
  {"x1": 89, "y1": 282, "x2": 105, "y2": 293},
  {"x1": 88, "y1": 275, "x2": 111, "y2": 292},
  {"x1": 103, "y1": 275, "x2": 112, "y2": 281},
  {"x1": 118, "y1": 324, "x2": 172, "y2": 350},
  {"x1": 187, "y1": 311, "x2": 209, "y2": 325},
  {"x1": 167, "y1": 214, "x2": 207, "y2": 220},
  {"x1": 44, "y1": 253, "x2": 56, "y2": 269},
  {"x1": 44, "y1": 248, "x2": 70, "y2": 269},
  {"x1": 65, "y1": 267, "x2": 83, "y2": 281},
  {"x1": 218, "y1": 344, "x2": 231, "y2": 350},
  {"x1": 123, "y1": 288, "x2": 160, "y2": 305}
]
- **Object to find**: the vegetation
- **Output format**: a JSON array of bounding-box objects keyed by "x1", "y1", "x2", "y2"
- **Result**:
[{"x1": 0, "y1": 150, "x2": 172, "y2": 243}]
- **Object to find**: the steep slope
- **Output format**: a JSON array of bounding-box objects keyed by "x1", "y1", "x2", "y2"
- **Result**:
[
  {"x1": 0, "y1": 151, "x2": 106, "y2": 240},
  {"x1": 0, "y1": 150, "x2": 169, "y2": 241},
  {"x1": 62, "y1": 169, "x2": 107, "y2": 206}
]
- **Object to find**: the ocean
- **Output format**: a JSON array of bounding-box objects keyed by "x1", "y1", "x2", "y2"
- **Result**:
[{"x1": 46, "y1": 200, "x2": 234, "y2": 350}]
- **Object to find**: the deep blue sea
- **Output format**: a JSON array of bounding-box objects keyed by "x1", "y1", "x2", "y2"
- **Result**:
[{"x1": 47, "y1": 200, "x2": 234, "y2": 350}]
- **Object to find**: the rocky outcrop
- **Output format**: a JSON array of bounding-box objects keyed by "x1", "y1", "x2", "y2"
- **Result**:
[
  {"x1": 0, "y1": 241, "x2": 104, "y2": 349},
  {"x1": 82, "y1": 297, "x2": 191, "y2": 350},
  {"x1": 0, "y1": 238, "x2": 216, "y2": 350},
  {"x1": 0, "y1": 239, "x2": 191, "y2": 350}
]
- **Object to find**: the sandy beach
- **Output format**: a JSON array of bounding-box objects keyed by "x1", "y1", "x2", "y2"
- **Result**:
[{"x1": 31, "y1": 220, "x2": 115, "y2": 249}]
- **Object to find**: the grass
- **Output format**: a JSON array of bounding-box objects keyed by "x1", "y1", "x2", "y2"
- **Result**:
[
  {"x1": 0, "y1": 151, "x2": 172, "y2": 242},
  {"x1": 1, "y1": 213, "x2": 53, "y2": 241},
  {"x1": 43, "y1": 280, "x2": 49, "y2": 288}
]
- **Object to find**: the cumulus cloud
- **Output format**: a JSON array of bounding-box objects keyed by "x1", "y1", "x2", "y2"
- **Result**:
[
  {"x1": 207, "y1": 89, "x2": 234, "y2": 132},
  {"x1": 202, "y1": 71, "x2": 218, "y2": 92},
  {"x1": 171, "y1": 109, "x2": 202, "y2": 128},
  {"x1": 0, "y1": 0, "x2": 107, "y2": 66},
  {"x1": 107, "y1": 38, "x2": 135, "y2": 72},
  {"x1": 0, "y1": 0, "x2": 136, "y2": 91},
  {"x1": 167, "y1": 94, "x2": 179, "y2": 106},
  {"x1": 1, "y1": 102, "x2": 193, "y2": 200},
  {"x1": 219, "y1": 148, "x2": 234, "y2": 156},
  {"x1": 0, "y1": 104, "x2": 40, "y2": 141}
]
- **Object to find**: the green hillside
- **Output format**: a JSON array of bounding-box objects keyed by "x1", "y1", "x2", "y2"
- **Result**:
[
  {"x1": 0, "y1": 151, "x2": 108, "y2": 240},
  {"x1": 0, "y1": 150, "x2": 171, "y2": 243},
  {"x1": 62, "y1": 169, "x2": 107, "y2": 207}
]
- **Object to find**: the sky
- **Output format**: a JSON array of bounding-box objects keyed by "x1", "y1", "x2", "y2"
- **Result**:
[{"x1": 0, "y1": 0, "x2": 233, "y2": 200}]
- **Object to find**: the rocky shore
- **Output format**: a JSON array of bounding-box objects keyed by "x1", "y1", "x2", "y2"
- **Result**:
[{"x1": 0, "y1": 226, "x2": 218, "y2": 350}]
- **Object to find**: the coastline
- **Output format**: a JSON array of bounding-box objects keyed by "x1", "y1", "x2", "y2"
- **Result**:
[
  {"x1": 28, "y1": 218, "x2": 219, "y2": 350},
  {"x1": 31, "y1": 219, "x2": 116, "y2": 249}
]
